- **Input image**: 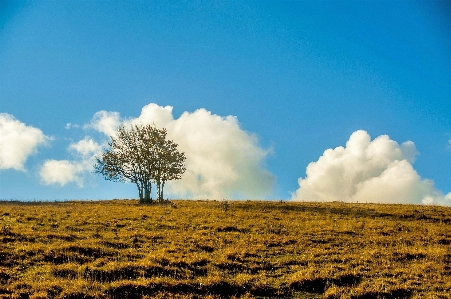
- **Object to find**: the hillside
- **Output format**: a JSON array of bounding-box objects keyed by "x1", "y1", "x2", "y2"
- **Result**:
[{"x1": 1, "y1": 199, "x2": 450, "y2": 299}]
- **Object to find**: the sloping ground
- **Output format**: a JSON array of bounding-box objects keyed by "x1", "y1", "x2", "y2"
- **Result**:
[{"x1": 0, "y1": 199, "x2": 451, "y2": 299}]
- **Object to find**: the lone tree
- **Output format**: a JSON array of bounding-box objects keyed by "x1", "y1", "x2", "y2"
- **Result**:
[{"x1": 94, "y1": 124, "x2": 186, "y2": 203}]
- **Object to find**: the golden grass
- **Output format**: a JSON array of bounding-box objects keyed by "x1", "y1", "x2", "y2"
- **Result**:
[{"x1": 1, "y1": 199, "x2": 451, "y2": 299}]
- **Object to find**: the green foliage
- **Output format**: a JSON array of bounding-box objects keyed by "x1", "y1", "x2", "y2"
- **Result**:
[{"x1": 1, "y1": 200, "x2": 451, "y2": 298}]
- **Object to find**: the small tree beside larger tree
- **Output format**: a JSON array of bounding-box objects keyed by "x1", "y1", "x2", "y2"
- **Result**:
[{"x1": 94, "y1": 124, "x2": 186, "y2": 203}]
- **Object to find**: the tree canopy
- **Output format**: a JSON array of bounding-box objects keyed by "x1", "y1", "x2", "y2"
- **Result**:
[{"x1": 94, "y1": 124, "x2": 186, "y2": 203}]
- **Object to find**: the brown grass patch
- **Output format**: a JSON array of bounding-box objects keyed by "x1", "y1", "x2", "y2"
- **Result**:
[{"x1": 1, "y1": 199, "x2": 451, "y2": 298}]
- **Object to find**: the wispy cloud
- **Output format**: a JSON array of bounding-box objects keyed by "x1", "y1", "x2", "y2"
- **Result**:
[
  {"x1": 292, "y1": 130, "x2": 451, "y2": 205},
  {"x1": 0, "y1": 113, "x2": 51, "y2": 171},
  {"x1": 65, "y1": 123, "x2": 80, "y2": 129}
]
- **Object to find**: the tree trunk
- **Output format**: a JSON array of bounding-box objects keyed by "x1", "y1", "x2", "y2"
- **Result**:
[
  {"x1": 144, "y1": 181, "x2": 152, "y2": 203},
  {"x1": 161, "y1": 181, "x2": 165, "y2": 202},
  {"x1": 137, "y1": 182, "x2": 144, "y2": 203},
  {"x1": 156, "y1": 179, "x2": 161, "y2": 202},
  {"x1": 147, "y1": 181, "x2": 152, "y2": 203}
]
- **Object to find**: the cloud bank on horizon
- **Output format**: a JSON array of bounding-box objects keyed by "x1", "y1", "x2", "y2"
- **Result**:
[
  {"x1": 292, "y1": 130, "x2": 451, "y2": 205},
  {"x1": 40, "y1": 103, "x2": 275, "y2": 199},
  {"x1": 1, "y1": 107, "x2": 450, "y2": 205},
  {"x1": 0, "y1": 113, "x2": 50, "y2": 171}
]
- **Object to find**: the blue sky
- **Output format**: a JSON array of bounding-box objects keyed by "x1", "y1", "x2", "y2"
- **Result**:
[{"x1": 1, "y1": 1, "x2": 450, "y2": 203}]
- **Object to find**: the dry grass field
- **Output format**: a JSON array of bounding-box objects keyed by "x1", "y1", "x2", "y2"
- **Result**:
[{"x1": 1, "y1": 199, "x2": 451, "y2": 299}]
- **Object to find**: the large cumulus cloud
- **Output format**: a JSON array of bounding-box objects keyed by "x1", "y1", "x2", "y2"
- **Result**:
[
  {"x1": 0, "y1": 113, "x2": 50, "y2": 171},
  {"x1": 88, "y1": 103, "x2": 275, "y2": 199},
  {"x1": 292, "y1": 130, "x2": 451, "y2": 205}
]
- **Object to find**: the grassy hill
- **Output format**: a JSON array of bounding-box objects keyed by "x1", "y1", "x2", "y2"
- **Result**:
[{"x1": 1, "y1": 199, "x2": 450, "y2": 299}]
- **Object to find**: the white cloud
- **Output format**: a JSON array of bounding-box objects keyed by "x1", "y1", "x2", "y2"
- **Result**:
[
  {"x1": 69, "y1": 137, "x2": 102, "y2": 157},
  {"x1": 39, "y1": 137, "x2": 101, "y2": 187},
  {"x1": 0, "y1": 113, "x2": 50, "y2": 171},
  {"x1": 292, "y1": 130, "x2": 451, "y2": 205},
  {"x1": 65, "y1": 123, "x2": 80, "y2": 129},
  {"x1": 86, "y1": 111, "x2": 121, "y2": 137},
  {"x1": 40, "y1": 160, "x2": 83, "y2": 187},
  {"x1": 90, "y1": 103, "x2": 275, "y2": 199},
  {"x1": 131, "y1": 103, "x2": 174, "y2": 127}
]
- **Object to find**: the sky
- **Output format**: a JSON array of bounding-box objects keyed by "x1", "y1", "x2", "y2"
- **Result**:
[{"x1": 1, "y1": 1, "x2": 450, "y2": 204}]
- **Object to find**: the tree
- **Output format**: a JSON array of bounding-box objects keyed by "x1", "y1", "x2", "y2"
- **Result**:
[
  {"x1": 152, "y1": 133, "x2": 186, "y2": 201},
  {"x1": 94, "y1": 124, "x2": 186, "y2": 203}
]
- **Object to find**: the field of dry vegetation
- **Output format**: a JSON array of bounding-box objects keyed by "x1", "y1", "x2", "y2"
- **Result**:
[{"x1": 1, "y1": 199, "x2": 451, "y2": 299}]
